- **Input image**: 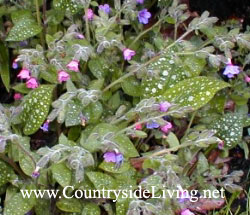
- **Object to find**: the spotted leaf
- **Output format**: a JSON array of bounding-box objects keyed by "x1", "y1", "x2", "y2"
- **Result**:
[
  {"x1": 142, "y1": 54, "x2": 206, "y2": 98},
  {"x1": 65, "y1": 99, "x2": 82, "y2": 127},
  {"x1": 210, "y1": 113, "x2": 244, "y2": 148},
  {"x1": 6, "y1": 19, "x2": 42, "y2": 41},
  {"x1": 83, "y1": 101, "x2": 103, "y2": 124},
  {"x1": 99, "y1": 161, "x2": 130, "y2": 174},
  {"x1": 51, "y1": 162, "x2": 72, "y2": 187},
  {"x1": 4, "y1": 192, "x2": 36, "y2": 215},
  {"x1": 86, "y1": 172, "x2": 117, "y2": 195},
  {"x1": 0, "y1": 160, "x2": 16, "y2": 187},
  {"x1": 20, "y1": 85, "x2": 54, "y2": 135},
  {"x1": 53, "y1": 0, "x2": 83, "y2": 14},
  {"x1": 162, "y1": 76, "x2": 229, "y2": 110},
  {"x1": 56, "y1": 198, "x2": 82, "y2": 213},
  {"x1": 82, "y1": 202, "x2": 100, "y2": 215}
]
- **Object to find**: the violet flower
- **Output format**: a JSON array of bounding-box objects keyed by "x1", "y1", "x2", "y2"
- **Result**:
[
  {"x1": 223, "y1": 59, "x2": 241, "y2": 78},
  {"x1": 123, "y1": 48, "x2": 136, "y2": 61},
  {"x1": 99, "y1": 4, "x2": 111, "y2": 14},
  {"x1": 136, "y1": 0, "x2": 144, "y2": 4},
  {"x1": 160, "y1": 122, "x2": 173, "y2": 134},
  {"x1": 58, "y1": 70, "x2": 70, "y2": 83},
  {"x1": 146, "y1": 121, "x2": 160, "y2": 129},
  {"x1": 103, "y1": 151, "x2": 124, "y2": 168},
  {"x1": 159, "y1": 101, "x2": 171, "y2": 112},
  {"x1": 181, "y1": 209, "x2": 195, "y2": 215},
  {"x1": 40, "y1": 121, "x2": 49, "y2": 132},
  {"x1": 138, "y1": 9, "x2": 151, "y2": 24},
  {"x1": 17, "y1": 68, "x2": 30, "y2": 80},
  {"x1": 66, "y1": 60, "x2": 79, "y2": 72}
]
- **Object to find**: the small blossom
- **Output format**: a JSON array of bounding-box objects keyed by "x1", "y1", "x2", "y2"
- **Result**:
[
  {"x1": 14, "y1": 93, "x2": 22, "y2": 100},
  {"x1": 159, "y1": 101, "x2": 171, "y2": 112},
  {"x1": 26, "y1": 78, "x2": 38, "y2": 89},
  {"x1": 218, "y1": 141, "x2": 224, "y2": 150},
  {"x1": 181, "y1": 209, "x2": 195, "y2": 215},
  {"x1": 40, "y1": 120, "x2": 50, "y2": 132},
  {"x1": 31, "y1": 167, "x2": 40, "y2": 178},
  {"x1": 12, "y1": 59, "x2": 18, "y2": 69},
  {"x1": 178, "y1": 190, "x2": 190, "y2": 203},
  {"x1": 66, "y1": 60, "x2": 79, "y2": 72},
  {"x1": 160, "y1": 122, "x2": 172, "y2": 134},
  {"x1": 223, "y1": 59, "x2": 241, "y2": 78},
  {"x1": 138, "y1": 9, "x2": 151, "y2": 24},
  {"x1": 244, "y1": 76, "x2": 250, "y2": 83},
  {"x1": 135, "y1": 123, "x2": 143, "y2": 130},
  {"x1": 123, "y1": 48, "x2": 136, "y2": 61},
  {"x1": 146, "y1": 121, "x2": 160, "y2": 129},
  {"x1": 58, "y1": 70, "x2": 70, "y2": 83},
  {"x1": 17, "y1": 68, "x2": 30, "y2": 80},
  {"x1": 19, "y1": 40, "x2": 28, "y2": 47},
  {"x1": 99, "y1": 4, "x2": 111, "y2": 14},
  {"x1": 75, "y1": 33, "x2": 85, "y2": 39},
  {"x1": 86, "y1": 9, "x2": 94, "y2": 20},
  {"x1": 136, "y1": 0, "x2": 144, "y2": 4},
  {"x1": 103, "y1": 151, "x2": 124, "y2": 168}
]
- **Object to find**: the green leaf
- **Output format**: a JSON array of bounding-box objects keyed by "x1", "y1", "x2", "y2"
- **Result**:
[
  {"x1": 99, "y1": 161, "x2": 130, "y2": 174},
  {"x1": 86, "y1": 171, "x2": 117, "y2": 193},
  {"x1": 0, "y1": 41, "x2": 10, "y2": 91},
  {"x1": 116, "y1": 197, "x2": 131, "y2": 215},
  {"x1": 4, "y1": 192, "x2": 36, "y2": 215},
  {"x1": 20, "y1": 85, "x2": 54, "y2": 135},
  {"x1": 142, "y1": 54, "x2": 206, "y2": 98},
  {"x1": 51, "y1": 162, "x2": 72, "y2": 187},
  {"x1": 83, "y1": 101, "x2": 103, "y2": 124},
  {"x1": 0, "y1": 160, "x2": 16, "y2": 186},
  {"x1": 11, "y1": 10, "x2": 33, "y2": 24},
  {"x1": 82, "y1": 202, "x2": 100, "y2": 215},
  {"x1": 88, "y1": 57, "x2": 109, "y2": 79},
  {"x1": 65, "y1": 99, "x2": 82, "y2": 127},
  {"x1": 163, "y1": 76, "x2": 229, "y2": 110},
  {"x1": 35, "y1": 199, "x2": 50, "y2": 215},
  {"x1": 122, "y1": 76, "x2": 142, "y2": 97},
  {"x1": 12, "y1": 83, "x2": 31, "y2": 94},
  {"x1": 210, "y1": 113, "x2": 244, "y2": 148},
  {"x1": 166, "y1": 132, "x2": 179, "y2": 148},
  {"x1": 6, "y1": 19, "x2": 42, "y2": 41},
  {"x1": 113, "y1": 135, "x2": 139, "y2": 157},
  {"x1": 53, "y1": 0, "x2": 83, "y2": 14},
  {"x1": 56, "y1": 198, "x2": 82, "y2": 213}
]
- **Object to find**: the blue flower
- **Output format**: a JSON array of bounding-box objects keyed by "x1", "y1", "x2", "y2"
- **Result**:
[
  {"x1": 40, "y1": 121, "x2": 49, "y2": 132},
  {"x1": 99, "y1": 4, "x2": 111, "y2": 14},
  {"x1": 223, "y1": 59, "x2": 241, "y2": 78},
  {"x1": 146, "y1": 121, "x2": 160, "y2": 129},
  {"x1": 138, "y1": 9, "x2": 151, "y2": 24}
]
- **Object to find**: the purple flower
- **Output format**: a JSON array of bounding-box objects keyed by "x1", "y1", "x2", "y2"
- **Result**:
[
  {"x1": 103, "y1": 151, "x2": 124, "y2": 168},
  {"x1": 31, "y1": 167, "x2": 40, "y2": 178},
  {"x1": 181, "y1": 209, "x2": 195, "y2": 215},
  {"x1": 178, "y1": 190, "x2": 190, "y2": 203},
  {"x1": 12, "y1": 59, "x2": 18, "y2": 69},
  {"x1": 123, "y1": 48, "x2": 136, "y2": 61},
  {"x1": 75, "y1": 33, "x2": 85, "y2": 39},
  {"x1": 159, "y1": 101, "x2": 171, "y2": 112},
  {"x1": 146, "y1": 121, "x2": 160, "y2": 129},
  {"x1": 218, "y1": 141, "x2": 224, "y2": 150},
  {"x1": 136, "y1": 0, "x2": 144, "y2": 4},
  {"x1": 223, "y1": 59, "x2": 241, "y2": 78},
  {"x1": 99, "y1": 4, "x2": 111, "y2": 14},
  {"x1": 138, "y1": 9, "x2": 151, "y2": 24},
  {"x1": 160, "y1": 122, "x2": 172, "y2": 134},
  {"x1": 40, "y1": 121, "x2": 49, "y2": 132}
]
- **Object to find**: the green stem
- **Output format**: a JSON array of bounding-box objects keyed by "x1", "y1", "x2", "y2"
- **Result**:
[
  {"x1": 102, "y1": 30, "x2": 192, "y2": 92},
  {"x1": 149, "y1": 141, "x2": 194, "y2": 157},
  {"x1": 35, "y1": 0, "x2": 45, "y2": 49},
  {"x1": 174, "y1": 23, "x2": 178, "y2": 41},
  {"x1": 85, "y1": 7, "x2": 90, "y2": 41},
  {"x1": 129, "y1": 18, "x2": 163, "y2": 48},
  {"x1": 182, "y1": 111, "x2": 197, "y2": 140}
]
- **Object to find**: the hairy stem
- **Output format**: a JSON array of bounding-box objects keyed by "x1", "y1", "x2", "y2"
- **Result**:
[
  {"x1": 84, "y1": 7, "x2": 90, "y2": 41},
  {"x1": 35, "y1": 0, "x2": 45, "y2": 49},
  {"x1": 103, "y1": 30, "x2": 192, "y2": 92}
]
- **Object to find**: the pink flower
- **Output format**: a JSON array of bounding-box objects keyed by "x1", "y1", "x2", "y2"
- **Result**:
[
  {"x1": 75, "y1": 33, "x2": 85, "y2": 39},
  {"x1": 58, "y1": 70, "x2": 70, "y2": 83},
  {"x1": 66, "y1": 60, "x2": 79, "y2": 72},
  {"x1": 160, "y1": 122, "x2": 172, "y2": 134},
  {"x1": 13, "y1": 93, "x2": 22, "y2": 100},
  {"x1": 244, "y1": 76, "x2": 250, "y2": 83},
  {"x1": 159, "y1": 101, "x2": 171, "y2": 112},
  {"x1": 181, "y1": 209, "x2": 195, "y2": 215},
  {"x1": 86, "y1": 9, "x2": 94, "y2": 20},
  {"x1": 135, "y1": 123, "x2": 143, "y2": 130},
  {"x1": 17, "y1": 68, "x2": 30, "y2": 80},
  {"x1": 123, "y1": 48, "x2": 136, "y2": 61},
  {"x1": 26, "y1": 78, "x2": 38, "y2": 89},
  {"x1": 218, "y1": 141, "x2": 224, "y2": 150}
]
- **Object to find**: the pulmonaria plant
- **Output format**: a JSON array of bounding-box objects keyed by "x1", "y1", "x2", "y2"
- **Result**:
[{"x1": 0, "y1": 0, "x2": 249, "y2": 215}]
